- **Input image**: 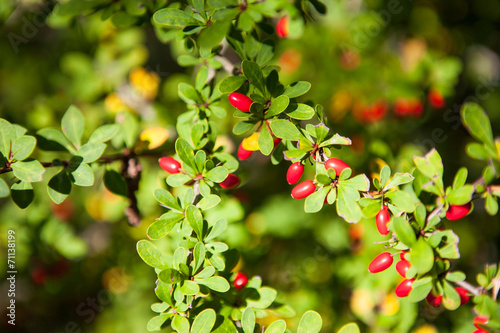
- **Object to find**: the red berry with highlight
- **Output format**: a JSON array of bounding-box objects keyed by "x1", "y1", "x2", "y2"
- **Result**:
[
  {"x1": 291, "y1": 180, "x2": 315, "y2": 199},
  {"x1": 325, "y1": 158, "x2": 350, "y2": 177},
  {"x1": 456, "y1": 287, "x2": 470, "y2": 305},
  {"x1": 395, "y1": 279, "x2": 414, "y2": 297},
  {"x1": 446, "y1": 202, "x2": 472, "y2": 221},
  {"x1": 159, "y1": 157, "x2": 181, "y2": 174},
  {"x1": 426, "y1": 292, "x2": 443, "y2": 307},
  {"x1": 428, "y1": 89, "x2": 445, "y2": 109},
  {"x1": 220, "y1": 174, "x2": 241, "y2": 189},
  {"x1": 287, "y1": 162, "x2": 304, "y2": 185},
  {"x1": 474, "y1": 316, "x2": 489, "y2": 329},
  {"x1": 238, "y1": 142, "x2": 253, "y2": 161},
  {"x1": 396, "y1": 259, "x2": 411, "y2": 278},
  {"x1": 376, "y1": 205, "x2": 391, "y2": 236},
  {"x1": 276, "y1": 16, "x2": 289, "y2": 38},
  {"x1": 229, "y1": 92, "x2": 253, "y2": 112},
  {"x1": 368, "y1": 252, "x2": 393, "y2": 273},
  {"x1": 234, "y1": 272, "x2": 248, "y2": 290}
]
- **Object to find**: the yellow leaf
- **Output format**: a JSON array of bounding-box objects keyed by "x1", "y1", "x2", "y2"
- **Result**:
[
  {"x1": 140, "y1": 127, "x2": 169, "y2": 149},
  {"x1": 242, "y1": 133, "x2": 260, "y2": 151},
  {"x1": 129, "y1": 67, "x2": 160, "y2": 100},
  {"x1": 105, "y1": 93, "x2": 131, "y2": 114}
]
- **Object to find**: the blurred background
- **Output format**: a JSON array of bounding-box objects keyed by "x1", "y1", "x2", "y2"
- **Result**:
[{"x1": 1, "y1": 0, "x2": 500, "y2": 332}]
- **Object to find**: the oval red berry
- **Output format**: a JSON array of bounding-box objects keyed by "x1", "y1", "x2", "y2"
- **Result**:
[
  {"x1": 325, "y1": 158, "x2": 350, "y2": 177},
  {"x1": 228, "y1": 92, "x2": 253, "y2": 112},
  {"x1": 287, "y1": 162, "x2": 304, "y2": 185},
  {"x1": 395, "y1": 279, "x2": 414, "y2": 297},
  {"x1": 220, "y1": 174, "x2": 241, "y2": 189},
  {"x1": 376, "y1": 205, "x2": 391, "y2": 236},
  {"x1": 396, "y1": 259, "x2": 411, "y2": 278},
  {"x1": 276, "y1": 17, "x2": 289, "y2": 38},
  {"x1": 368, "y1": 252, "x2": 393, "y2": 273},
  {"x1": 159, "y1": 157, "x2": 181, "y2": 174},
  {"x1": 426, "y1": 292, "x2": 443, "y2": 307},
  {"x1": 234, "y1": 272, "x2": 248, "y2": 290},
  {"x1": 456, "y1": 287, "x2": 470, "y2": 305},
  {"x1": 291, "y1": 180, "x2": 315, "y2": 199},
  {"x1": 446, "y1": 202, "x2": 472, "y2": 221},
  {"x1": 238, "y1": 142, "x2": 253, "y2": 161}
]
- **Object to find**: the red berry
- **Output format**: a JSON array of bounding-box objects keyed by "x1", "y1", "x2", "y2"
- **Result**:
[
  {"x1": 234, "y1": 272, "x2": 248, "y2": 290},
  {"x1": 287, "y1": 162, "x2": 304, "y2": 185},
  {"x1": 220, "y1": 174, "x2": 241, "y2": 189},
  {"x1": 325, "y1": 158, "x2": 350, "y2": 177},
  {"x1": 238, "y1": 142, "x2": 253, "y2": 160},
  {"x1": 456, "y1": 287, "x2": 470, "y2": 305},
  {"x1": 396, "y1": 259, "x2": 411, "y2": 278},
  {"x1": 228, "y1": 92, "x2": 253, "y2": 112},
  {"x1": 394, "y1": 98, "x2": 412, "y2": 117},
  {"x1": 395, "y1": 279, "x2": 414, "y2": 297},
  {"x1": 291, "y1": 180, "x2": 315, "y2": 199},
  {"x1": 426, "y1": 292, "x2": 443, "y2": 307},
  {"x1": 376, "y1": 205, "x2": 391, "y2": 236},
  {"x1": 474, "y1": 316, "x2": 489, "y2": 329},
  {"x1": 400, "y1": 252, "x2": 407, "y2": 260},
  {"x1": 31, "y1": 267, "x2": 47, "y2": 285},
  {"x1": 446, "y1": 202, "x2": 472, "y2": 221},
  {"x1": 428, "y1": 89, "x2": 445, "y2": 109},
  {"x1": 473, "y1": 330, "x2": 488, "y2": 333},
  {"x1": 368, "y1": 252, "x2": 393, "y2": 273},
  {"x1": 276, "y1": 16, "x2": 289, "y2": 38},
  {"x1": 411, "y1": 99, "x2": 424, "y2": 118},
  {"x1": 273, "y1": 138, "x2": 282, "y2": 147},
  {"x1": 159, "y1": 157, "x2": 181, "y2": 174}
]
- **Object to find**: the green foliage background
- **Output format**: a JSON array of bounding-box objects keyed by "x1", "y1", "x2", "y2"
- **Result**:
[{"x1": 1, "y1": 0, "x2": 500, "y2": 332}]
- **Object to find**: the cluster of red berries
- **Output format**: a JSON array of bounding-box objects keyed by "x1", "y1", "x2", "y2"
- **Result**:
[
  {"x1": 159, "y1": 157, "x2": 240, "y2": 189},
  {"x1": 286, "y1": 158, "x2": 350, "y2": 199},
  {"x1": 368, "y1": 251, "x2": 413, "y2": 297}
]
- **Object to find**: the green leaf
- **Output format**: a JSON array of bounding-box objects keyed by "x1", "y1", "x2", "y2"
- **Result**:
[
  {"x1": 186, "y1": 205, "x2": 204, "y2": 240},
  {"x1": 76, "y1": 142, "x2": 106, "y2": 163},
  {"x1": 297, "y1": 311, "x2": 322, "y2": 333},
  {"x1": 442, "y1": 281, "x2": 461, "y2": 310},
  {"x1": 408, "y1": 238, "x2": 434, "y2": 275},
  {"x1": 265, "y1": 320, "x2": 287, "y2": 333},
  {"x1": 466, "y1": 142, "x2": 490, "y2": 160},
  {"x1": 176, "y1": 139, "x2": 196, "y2": 170},
  {"x1": 196, "y1": 276, "x2": 230, "y2": 292},
  {"x1": 219, "y1": 76, "x2": 246, "y2": 94},
  {"x1": 0, "y1": 118, "x2": 15, "y2": 157},
  {"x1": 89, "y1": 124, "x2": 119, "y2": 143},
  {"x1": 246, "y1": 287, "x2": 277, "y2": 309},
  {"x1": 153, "y1": 8, "x2": 197, "y2": 27},
  {"x1": 0, "y1": 178, "x2": 9, "y2": 198},
  {"x1": 206, "y1": 218, "x2": 227, "y2": 241},
  {"x1": 195, "y1": 66, "x2": 209, "y2": 90},
  {"x1": 318, "y1": 134, "x2": 352, "y2": 147},
  {"x1": 285, "y1": 103, "x2": 315, "y2": 120},
  {"x1": 460, "y1": 102, "x2": 495, "y2": 151},
  {"x1": 413, "y1": 149, "x2": 444, "y2": 192},
  {"x1": 11, "y1": 181, "x2": 34, "y2": 209},
  {"x1": 191, "y1": 309, "x2": 216, "y2": 333},
  {"x1": 452, "y1": 167, "x2": 468, "y2": 189},
  {"x1": 147, "y1": 211, "x2": 184, "y2": 239},
  {"x1": 259, "y1": 126, "x2": 274, "y2": 156},
  {"x1": 172, "y1": 315, "x2": 190, "y2": 333},
  {"x1": 205, "y1": 166, "x2": 229, "y2": 183},
  {"x1": 392, "y1": 217, "x2": 416, "y2": 246},
  {"x1": 147, "y1": 313, "x2": 171, "y2": 331},
  {"x1": 446, "y1": 271, "x2": 466, "y2": 282},
  {"x1": 180, "y1": 280, "x2": 199, "y2": 295},
  {"x1": 137, "y1": 240, "x2": 168, "y2": 269},
  {"x1": 304, "y1": 186, "x2": 329, "y2": 213},
  {"x1": 242, "y1": 308, "x2": 255, "y2": 333},
  {"x1": 283, "y1": 81, "x2": 311, "y2": 98},
  {"x1": 61, "y1": 105, "x2": 84, "y2": 148},
  {"x1": 436, "y1": 230, "x2": 460, "y2": 259},
  {"x1": 265, "y1": 95, "x2": 290, "y2": 118},
  {"x1": 386, "y1": 190, "x2": 416, "y2": 213},
  {"x1": 70, "y1": 162, "x2": 94, "y2": 187},
  {"x1": 37, "y1": 127, "x2": 72, "y2": 152},
  {"x1": 11, "y1": 136, "x2": 36, "y2": 161},
  {"x1": 104, "y1": 170, "x2": 128, "y2": 197},
  {"x1": 233, "y1": 121, "x2": 256, "y2": 135},
  {"x1": 407, "y1": 276, "x2": 433, "y2": 303},
  {"x1": 11, "y1": 160, "x2": 45, "y2": 182},
  {"x1": 270, "y1": 119, "x2": 303, "y2": 141},
  {"x1": 242, "y1": 60, "x2": 266, "y2": 94},
  {"x1": 336, "y1": 184, "x2": 362, "y2": 223},
  {"x1": 47, "y1": 171, "x2": 72, "y2": 204},
  {"x1": 167, "y1": 173, "x2": 192, "y2": 187},
  {"x1": 343, "y1": 174, "x2": 370, "y2": 192},
  {"x1": 178, "y1": 83, "x2": 200, "y2": 104},
  {"x1": 154, "y1": 188, "x2": 182, "y2": 211},
  {"x1": 197, "y1": 195, "x2": 221, "y2": 211},
  {"x1": 193, "y1": 242, "x2": 206, "y2": 274},
  {"x1": 414, "y1": 204, "x2": 427, "y2": 230},
  {"x1": 336, "y1": 323, "x2": 360, "y2": 333},
  {"x1": 158, "y1": 268, "x2": 183, "y2": 285},
  {"x1": 379, "y1": 165, "x2": 391, "y2": 188},
  {"x1": 384, "y1": 173, "x2": 414, "y2": 190},
  {"x1": 447, "y1": 184, "x2": 474, "y2": 205},
  {"x1": 486, "y1": 193, "x2": 499, "y2": 216},
  {"x1": 198, "y1": 19, "x2": 231, "y2": 50}
]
